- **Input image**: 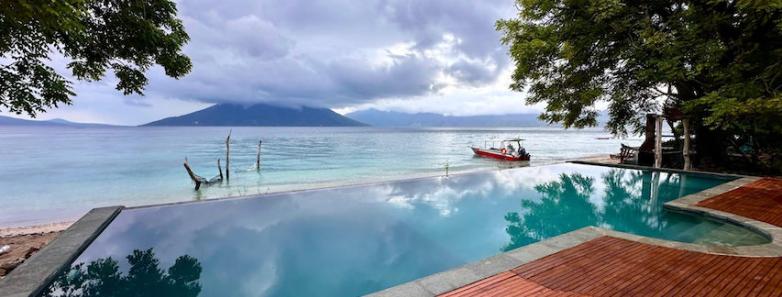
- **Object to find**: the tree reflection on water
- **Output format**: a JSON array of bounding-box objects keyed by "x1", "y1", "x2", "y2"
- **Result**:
[
  {"x1": 43, "y1": 249, "x2": 202, "y2": 297},
  {"x1": 503, "y1": 173, "x2": 597, "y2": 251},
  {"x1": 503, "y1": 169, "x2": 684, "y2": 251}
]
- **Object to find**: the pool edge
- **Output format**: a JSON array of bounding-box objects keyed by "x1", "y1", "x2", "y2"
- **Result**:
[
  {"x1": 0, "y1": 206, "x2": 123, "y2": 297},
  {"x1": 365, "y1": 174, "x2": 782, "y2": 297},
  {"x1": 569, "y1": 160, "x2": 749, "y2": 178},
  {"x1": 664, "y1": 176, "x2": 782, "y2": 256}
]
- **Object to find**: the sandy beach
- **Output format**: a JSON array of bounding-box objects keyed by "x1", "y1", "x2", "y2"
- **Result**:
[{"x1": 0, "y1": 222, "x2": 72, "y2": 278}]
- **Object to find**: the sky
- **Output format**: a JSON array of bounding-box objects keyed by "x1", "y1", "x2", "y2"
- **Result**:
[{"x1": 3, "y1": 0, "x2": 550, "y2": 126}]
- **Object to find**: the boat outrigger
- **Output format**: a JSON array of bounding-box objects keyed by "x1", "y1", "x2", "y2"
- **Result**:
[{"x1": 471, "y1": 138, "x2": 531, "y2": 161}]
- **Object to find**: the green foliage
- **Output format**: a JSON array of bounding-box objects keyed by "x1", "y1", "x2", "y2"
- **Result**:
[
  {"x1": 1, "y1": 0, "x2": 191, "y2": 117},
  {"x1": 44, "y1": 249, "x2": 202, "y2": 297},
  {"x1": 497, "y1": 0, "x2": 782, "y2": 138}
]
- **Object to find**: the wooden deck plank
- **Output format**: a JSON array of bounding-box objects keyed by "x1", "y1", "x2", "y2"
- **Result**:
[
  {"x1": 439, "y1": 272, "x2": 516, "y2": 297},
  {"x1": 527, "y1": 239, "x2": 646, "y2": 291},
  {"x1": 512, "y1": 237, "x2": 618, "y2": 279},
  {"x1": 636, "y1": 245, "x2": 701, "y2": 296},
  {"x1": 514, "y1": 237, "x2": 631, "y2": 281},
  {"x1": 677, "y1": 253, "x2": 742, "y2": 296},
  {"x1": 607, "y1": 246, "x2": 695, "y2": 296},
  {"x1": 603, "y1": 244, "x2": 687, "y2": 296},
  {"x1": 756, "y1": 257, "x2": 782, "y2": 296},
  {"x1": 588, "y1": 240, "x2": 667, "y2": 294},
  {"x1": 733, "y1": 258, "x2": 779, "y2": 297},
  {"x1": 568, "y1": 243, "x2": 658, "y2": 294},
  {"x1": 747, "y1": 258, "x2": 782, "y2": 296}
]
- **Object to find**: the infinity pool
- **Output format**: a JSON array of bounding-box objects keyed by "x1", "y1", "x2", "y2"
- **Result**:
[{"x1": 42, "y1": 164, "x2": 767, "y2": 297}]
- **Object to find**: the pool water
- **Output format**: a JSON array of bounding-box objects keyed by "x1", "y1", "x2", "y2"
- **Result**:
[{"x1": 41, "y1": 164, "x2": 767, "y2": 297}]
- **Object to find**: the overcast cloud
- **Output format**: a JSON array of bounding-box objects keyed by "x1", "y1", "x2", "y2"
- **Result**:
[{"x1": 4, "y1": 0, "x2": 547, "y2": 125}]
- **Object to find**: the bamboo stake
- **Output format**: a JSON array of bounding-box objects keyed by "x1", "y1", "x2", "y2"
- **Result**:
[
  {"x1": 225, "y1": 130, "x2": 231, "y2": 181},
  {"x1": 256, "y1": 140, "x2": 262, "y2": 171}
]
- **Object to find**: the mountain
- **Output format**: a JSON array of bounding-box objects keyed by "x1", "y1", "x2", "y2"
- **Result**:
[
  {"x1": 344, "y1": 109, "x2": 554, "y2": 127},
  {"x1": 0, "y1": 115, "x2": 116, "y2": 127},
  {"x1": 143, "y1": 103, "x2": 367, "y2": 127}
]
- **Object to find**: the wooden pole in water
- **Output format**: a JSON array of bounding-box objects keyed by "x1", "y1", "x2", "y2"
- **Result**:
[
  {"x1": 682, "y1": 118, "x2": 692, "y2": 170},
  {"x1": 256, "y1": 140, "x2": 262, "y2": 171},
  {"x1": 654, "y1": 115, "x2": 663, "y2": 168},
  {"x1": 225, "y1": 130, "x2": 231, "y2": 181}
]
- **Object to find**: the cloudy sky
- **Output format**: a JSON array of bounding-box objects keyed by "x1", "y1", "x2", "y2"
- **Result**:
[{"x1": 5, "y1": 0, "x2": 548, "y2": 125}]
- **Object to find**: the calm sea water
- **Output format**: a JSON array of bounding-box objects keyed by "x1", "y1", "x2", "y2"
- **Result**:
[
  {"x1": 0, "y1": 126, "x2": 641, "y2": 227},
  {"x1": 43, "y1": 164, "x2": 765, "y2": 297}
]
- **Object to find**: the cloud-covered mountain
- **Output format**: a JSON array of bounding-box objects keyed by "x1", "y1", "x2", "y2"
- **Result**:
[
  {"x1": 345, "y1": 109, "x2": 553, "y2": 127},
  {"x1": 0, "y1": 115, "x2": 117, "y2": 127},
  {"x1": 143, "y1": 103, "x2": 366, "y2": 127}
]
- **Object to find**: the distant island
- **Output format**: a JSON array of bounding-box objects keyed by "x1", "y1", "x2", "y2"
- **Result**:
[
  {"x1": 143, "y1": 103, "x2": 367, "y2": 127},
  {"x1": 0, "y1": 115, "x2": 117, "y2": 127},
  {"x1": 2, "y1": 107, "x2": 607, "y2": 128},
  {"x1": 344, "y1": 109, "x2": 554, "y2": 127}
]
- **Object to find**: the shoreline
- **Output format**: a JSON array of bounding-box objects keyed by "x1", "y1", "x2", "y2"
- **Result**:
[{"x1": 0, "y1": 221, "x2": 74, "y2": 238}]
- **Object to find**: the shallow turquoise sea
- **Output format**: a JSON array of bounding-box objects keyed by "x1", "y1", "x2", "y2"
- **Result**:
[{"x1": 0, "y1": 126, "x2": 641, "y2": 226}]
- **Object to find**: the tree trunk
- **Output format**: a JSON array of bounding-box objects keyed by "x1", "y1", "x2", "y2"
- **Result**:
[
  {"x1": 184, "y1": 158, "x2": 206, "y2": 191},
  {"x1": 683, "y1": 119, "x2": 692, "y2": 170},
  {"x1": 638, "y1": 114, "x2": 657, "y2": 166},
  {"x1": 654, "y1": 115, "x2": 663, "y2": 168}
]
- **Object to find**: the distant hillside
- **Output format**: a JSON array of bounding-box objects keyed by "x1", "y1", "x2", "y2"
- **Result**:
[
  {"x1": 0, "y1": 115, "x2": 116, "y2": 127},
  {"x1": 344, "y1": 109, "x2": 554, "y2": 127},
  {"x1": 143, "y1": 103, "x2": 367, "y2": 127}
]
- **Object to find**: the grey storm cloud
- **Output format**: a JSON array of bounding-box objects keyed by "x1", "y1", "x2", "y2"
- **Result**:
[{"x1": 143, "y1": 0, "x2": 517, "y2": 107}]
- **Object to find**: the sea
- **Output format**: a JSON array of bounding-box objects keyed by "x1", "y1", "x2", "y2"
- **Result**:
[{"x1": 0, "y1": 126, "x2": 641, "y2": 227}]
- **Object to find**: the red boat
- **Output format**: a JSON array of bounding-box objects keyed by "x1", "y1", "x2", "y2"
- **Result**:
[{"x1": 471, "y1": 138, "x2": 531, "y2": 161}]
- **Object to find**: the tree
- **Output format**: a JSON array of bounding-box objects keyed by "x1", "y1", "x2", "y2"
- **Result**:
[
  {"x1": 497, "y1": 0, "x2": 782, "y2": 171},
  {"x1": 1, "y1": 0, "x2": 191, "y2": 117}
]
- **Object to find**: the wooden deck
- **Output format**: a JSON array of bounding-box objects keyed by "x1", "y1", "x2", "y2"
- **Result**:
[
  {"x1": 439, "y1": 178, "x2": 782, "y2": 297},
  {"x1": 440, "y1": 236, "x2": 782, "y2": 297},
  {"x1": 697, "y1": 178, "x2": 782, "y2": 227}
]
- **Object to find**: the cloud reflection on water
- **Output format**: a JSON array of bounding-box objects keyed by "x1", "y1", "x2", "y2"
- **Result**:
[{"x1": 63, "y1": 164, "x2": 760, "y2": 297}]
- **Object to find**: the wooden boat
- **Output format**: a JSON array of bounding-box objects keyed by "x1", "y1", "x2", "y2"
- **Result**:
[{"x1": 471, "y1": 138, "x2": 531, "y2": 161}]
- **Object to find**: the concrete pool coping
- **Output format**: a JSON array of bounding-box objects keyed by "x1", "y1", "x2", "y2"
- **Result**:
[
  {"x1": 569, "y1": 160, "x2": 750, "y2": 179},
  {"x1": 0, "y1": 206, "x2": 123, "y2": 297},
  {"x1": 365, "y1": 175, "x2": 782, "y2": 297}
]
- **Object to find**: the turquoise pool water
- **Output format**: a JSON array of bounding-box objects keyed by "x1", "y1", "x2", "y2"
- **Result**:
[{"x1": 41, "y1": 164, "x2": 767, "y2": 297}]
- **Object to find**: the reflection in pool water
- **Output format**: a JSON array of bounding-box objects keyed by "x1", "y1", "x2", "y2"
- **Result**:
[
  {"x1": 44, "y1": 164, "x2": 768, "y2": 297},
  {"x1": 44, "y1": 249, "x2": 201, "y2": 297}
]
